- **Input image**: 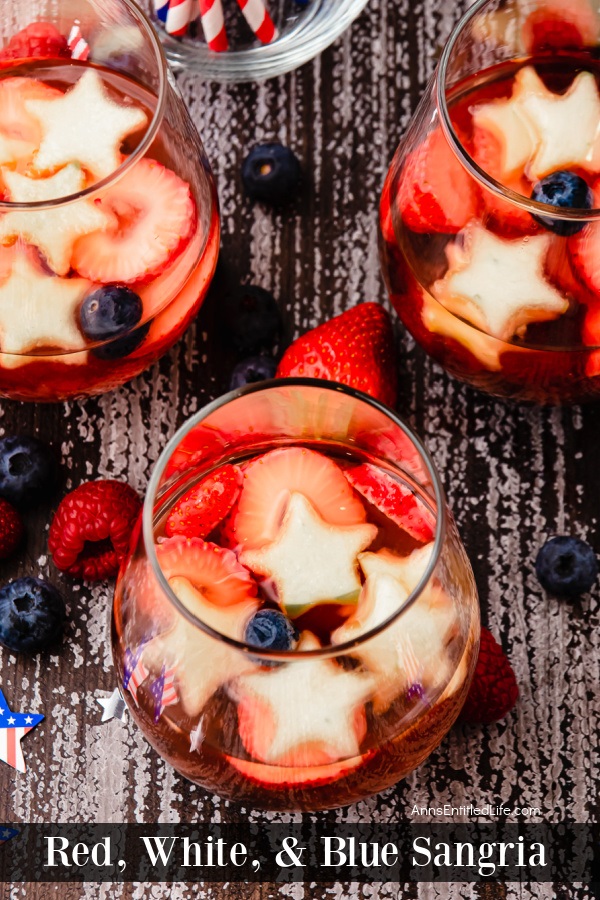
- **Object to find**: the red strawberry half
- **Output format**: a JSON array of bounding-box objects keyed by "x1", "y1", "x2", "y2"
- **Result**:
[
  {"x1": 0, "y1": 22, "x2": 69, "y2": 62},
  {"x1": 0, "y1": 77, "x2": 62, "y2": 149},
  {"x1": 397, "y1": 126, "x2": 479, "y2": 234},
  {"x1": 72, "y1": 158, "x2": 196, "y2": 285},
  {"x1": 165, "y1": 464, "x2": 243, "y2": 540},
  {"x1": 569, "y1": 181, "x2": 600, "y2": 297},
  {"x1": 276, "y1": 302, "x2": 397, "y2": 407},
  {"x1": 231, "y1": 447, "x2": 367, "y2": 550},
  {"x1": 522, "y1": 0, "x2": 599, "y2": 52},
  {"x1": 460, "y1": 626, "x2": 519, "y2": 724},
  {"x1": 344, "y1": 462, "x2": 435, "y2": 543},
  {"x1": 155, "y1": 536, "x2": 257, "y2": 606}
]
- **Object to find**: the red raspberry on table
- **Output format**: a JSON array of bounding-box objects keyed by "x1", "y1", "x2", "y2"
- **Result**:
[
  {"x1": 48, "y1": 480, "x2": 141, "y2": 581},
  {"x1": 460, "y1": 627, "x2": 519, "y2": 725},
  {"x1": 0, "y1": 22, "x2": 69, "y2": 61},
  {"x1": 0, "y1": 498, "x2": 23, "y2": 559}
]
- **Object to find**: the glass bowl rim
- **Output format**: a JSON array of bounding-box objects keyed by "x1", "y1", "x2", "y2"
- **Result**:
[
  {"x1": 0, "y1": 0, "x2": 169, "y2": 212},
  {"x1": 157, "y1": 0, "x2": 371, "y2": 83},
  {"x1": 142, "y1": 377, "x2": 449, "y2": 662},
  {"x1": 436, "y1": 0, "x2": 600, "y2": 222}
]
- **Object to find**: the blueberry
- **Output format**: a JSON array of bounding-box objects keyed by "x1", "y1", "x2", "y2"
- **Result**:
[
  {"x1": 531, "y1": 171, "x2": 593, "y2": 236},
  {"x1": 0, "y1": 577, "x2": 66, "y2": 653},
  {"x1": 222, "y1": 284, "x2": 281, "y2": 354},
  {"x1": 241, "y1": 143, "x2": 301, "y2": 204},
  {"x1": 0, "y1": 435, "x2": 56, "y2": 508},
  {"x1": 230, "y1": 356, "x2": 277, "y2": 390},
  {"x1": 80, "y1": 285, "x2": 148, "y2": 360},
  {"x1": 245, "y1": 609, "x2": 299, "y2": 661},
  {"x1": 535, "y1": 535, "x2": 598, "y2": 597}
]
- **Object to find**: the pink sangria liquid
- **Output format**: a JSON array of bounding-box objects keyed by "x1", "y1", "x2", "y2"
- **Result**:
[
  {"x1": 0, "y1": 59, "x2": 218, "y2": 401},
  {"x1": 113, "y1": 443, "x2": 478, "y2": 811},
  {"x1": 381, "y1": 54, "x2": 600, "y2": 404}
]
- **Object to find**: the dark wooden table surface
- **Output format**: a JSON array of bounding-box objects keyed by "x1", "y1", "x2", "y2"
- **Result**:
[{"x1": 1, "y1": 0, "x2": 599, "y2": 898}]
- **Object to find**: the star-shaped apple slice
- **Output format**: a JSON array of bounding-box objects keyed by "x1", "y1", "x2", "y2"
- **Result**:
[
  {"x1": 142, "y1": 575, "x2": 260, "y2": 718},
  {"x1": 432, "y1": 221, "x2": 568, "y2": 341},
  {"x1": 0, "y1": 253, "x2": 91, "y2": 355},
  {"x1": 26, "y1": 69, "x2": 147, "y2": 181},
  {"x1": 230, "y1": 632, "x2": 375, "y2": 765},
  {"x1": 473, "y1": 67, "x2": 541, "y2": 179},
  {"x1": 358, "y1": 544, "x2": 434, "y2": 591},
  {"x1": 240, "y1": 493, "x2": 377, "y2": 618},
  {"x1": 519, "y1": 68, "x2": 600, "y2": 179},
  {"x1": 333, "y1": 573, "x2": 458, "y2": 713},
  {"x1": 0, "y1": 164, "x2": 113, "y2": 275}
]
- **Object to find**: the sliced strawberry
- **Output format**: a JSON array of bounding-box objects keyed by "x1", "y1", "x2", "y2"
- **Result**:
[
  {"x1": 165, "y1": 465, "x2": 243, "y2": 540},
  {"x1": 71, "y1": 158, "x2": 196, "y2": 284},
  {"x1": 569, "y1": 181, "x2": 600, "y2": 296},
  {"x1": 231, "y1": 447, "x2": 367, "y2": 550},
  {"x1": 344, "y1": 463, "x2": 435, "y2": 543},
  {"x1": 0, "y1": 22, "x2": 69, "y2": 62},
  {"x1": 472, "y1": 125, "x2": 539, "y2": 237},
  {"x1": 582, "y1": 301, "x2": 600, "y2": 346},
  {"x1": 155, "y1": 536, "x2": 257, "y2": 606},
  {"x1": 163, "y1": 426, "x2": 229, "y2": 480},
  {"x1": 522, "y1": 0, "x2": 599, "y2": 52},
  {"x1": 0, "y1": 77, "x2": 62, "y2": 151},
  {"x1": 226, "y1": 752, "x2": 369, "y2": 787},
  {"x1": 398, "y1": 126, "x2": 478, "y2": 234}
]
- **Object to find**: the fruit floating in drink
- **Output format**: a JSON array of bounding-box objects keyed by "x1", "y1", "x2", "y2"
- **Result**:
[
  {"x1": 380, "y1": 0, "x2": 600, "y2": 404},
  {"x1": 0, "y1": 4, "x2": 218, "y2": 401},
  {"x1": 112, "y1": 381, "x2": 479, "y2": 811}
]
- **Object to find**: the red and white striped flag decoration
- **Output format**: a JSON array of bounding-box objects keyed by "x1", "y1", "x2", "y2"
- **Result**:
[
  {"x1": 236, "y1": 0, "x2": 278, "y2": 43},
  {"x1": 149, "y1": 666, "x2": 178, "y2": 723},
  {"x1": 0, "y1": 690, "x2": 44, "y2": 774},
  {"x1": 123, "y1": 647, "x2": 149, "y2": 706},
  {"x1": 166, "y1": 0, "x2": 196, "y2": 36},
  {"x1": 198, "y1": 0, "x2": 229, "y2": 51},
  {"x1": 68, "y1": 20, "x2": 90, "y2": 61}
]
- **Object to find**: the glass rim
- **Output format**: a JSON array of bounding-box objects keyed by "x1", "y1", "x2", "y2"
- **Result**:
[
  {"x1": 436, "y1": 0, "x2": 600, "y2": 221},
  {"x1": 0, "y1": 0, "x2": 169, "y2": 212},
  {"x1": 143, "y1": 377, "x2": 448, "y2": 661}
]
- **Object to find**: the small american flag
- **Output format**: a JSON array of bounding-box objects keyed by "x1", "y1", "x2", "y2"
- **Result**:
[
  {"x1": 149, "y1": 666, "x2": 178, "y2": 723},
  {"x1": 68, "y1": 20, "x2": 90, "y2": 60},
  {"x1": 0, "y1": 691, "x2": 44, "y2": 774},
  {"x1": 123, "y1": 647, "x2": 149, "y2": 706},
  {"x1": 0, "y1": 828, "x2": 18, "y2": 845}
]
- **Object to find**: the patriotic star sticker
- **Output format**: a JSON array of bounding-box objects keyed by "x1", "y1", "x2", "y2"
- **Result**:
[
  {"x1": 230, "y1": 632, "x2": 375, "y2": 764},
  {"x1": 141, "y1": 576, "x2": 260, "y2": 717},
  {"x1": 333, "y1": 571, "x2": 458, "y2": 713},
  {"x1": 0, "y1": 253, "x2": 90, "y2": 355},
  {"x1": 240, "y1": 493, "x2": 377, "y2": 617},
  {"x1": 0, "y1": 690, "x2": 44, "y2": 773},
  {"x1": 0, "y1": 164, "x2": 112, "y2": 276},
  {"x1": 26, "y1": 70, "x2": 147, "y2": 180},
  {"x1": 433, "y1": 222, "x2": 568, "y2": 341}
]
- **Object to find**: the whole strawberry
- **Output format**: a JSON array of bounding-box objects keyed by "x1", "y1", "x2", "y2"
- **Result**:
[
  {"x1": 49, "y1": 480, "x2": 141, "y2": 581},
  {"x1": 0, "y1": 498, "x2": 23, "y2": 560},
  {"x1": 460, "y1": 626, "x2": 519, "y2": 724},
  {"x1": 276, "y1": 302, "x2": 397, "y2": 407}
]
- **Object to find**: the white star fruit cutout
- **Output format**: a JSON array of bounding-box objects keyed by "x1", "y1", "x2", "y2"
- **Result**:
[
  {"x1": 141, "y1": 576, "x2": 260, "y2": 718},
  {"x1": 473, "y1": 66, "x2": 600, "y2": 181},
  {"x1": 26, "y1": 69, "x2": 148, "y2": 181},
  {"x1": 359, "y1": 544, "x2": 434, "y2": 592},
  {"x1": 240, "y1": 493, "x2": 377, "y2": 618},
  {"x1": 230, "y1": 632, "x2": 375, "y2": 765},
  {"x1": 333, "y1": 572, "x2": 458, "y2": 713},
  {"x1": 432, "y1": 221, "x2": 568, "y2": 341},
  {"x1": 0, "y1": 253, "x2": 91, "y2": 355},
  {"x1": 0, "y1": 164, "x2": 113, "y2": 275}
]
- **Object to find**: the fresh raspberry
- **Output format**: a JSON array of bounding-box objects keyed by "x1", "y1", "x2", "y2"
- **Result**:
[
  {"x1": 460, "y1": 627, "x2": 519, "y2": 725},
  {"x1": 48, "y1": 480, "x2": 141, "y2": 581},
  {"x1": 0, "y1": 498, "x2": 23, "y2": 559},
  {"x1": 0, "y1": 22, "x2": 69, "y2": 62}
]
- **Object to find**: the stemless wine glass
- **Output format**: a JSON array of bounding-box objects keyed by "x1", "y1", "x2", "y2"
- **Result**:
[
  {"x1": 112, "y1": 379, "x2": 480, "y2": 812},
  {"x1": 0, "y1": 0, "x2": 219, "y2": 401},
  {"x1": 380, "y1": 0, "x2": 600, "y2": 404}
]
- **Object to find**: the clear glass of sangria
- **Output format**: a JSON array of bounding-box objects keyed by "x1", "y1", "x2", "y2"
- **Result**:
[
  {"x1": 380, "y1": 0, "x2": 600, "y2": 404},
  {"x1": 112, "y1": 379, "x2": 480, "y2": 812},
  {"x1": 0, "y1": 0, "x2": 219, "y2": 401}
]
